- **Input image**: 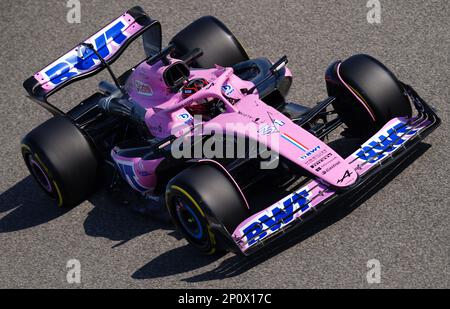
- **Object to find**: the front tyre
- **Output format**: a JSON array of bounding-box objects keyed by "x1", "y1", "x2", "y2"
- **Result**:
[
  {"x1": 166, "y1": 164, "x2": 249, "y2": 255},
  {"x1": 326, "y1": 54, "x2": 413, "y2": 135}
]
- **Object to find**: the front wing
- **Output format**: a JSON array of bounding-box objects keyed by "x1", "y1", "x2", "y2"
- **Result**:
[{"x1": 230, "y1": 85, "x2": 441, "y2": 255}]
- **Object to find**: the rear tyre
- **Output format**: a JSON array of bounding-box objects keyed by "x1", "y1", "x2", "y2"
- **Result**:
[
  {"x1": 166, "y1": 164, "x2": 249, "y2": 255},
  {"x1": 326, "y1": 54, "x2": 412, "y2": 135},
  {"x1": 21, "y1": 116, "x2": 99, "y2": 208},
  {"x1": 170, "y1": 16, "x2": 249, "y2": 68}
]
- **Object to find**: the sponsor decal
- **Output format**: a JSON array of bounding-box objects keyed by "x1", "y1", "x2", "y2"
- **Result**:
[
  {"x1": 302, "y1": 149, "x2": 328, "y2": 166},
  {"x1": 357, "y1": 123, "x2": 418, "y2": 163},
  {"x1": 177, "y1": 113, "x2": 194, "y2": 125},
  {"x1": 135, "y1": 80, "x2": 153, "y2": 96},
  {"x1": 41, "y1": 19, "x2": 131, "y2": 87},
  {"x1": 222, "y1": 84, "x2": 235, "y2": 96},
  {"x1": 240, "y1": 189, "x2": 311, "y2": 246},
  {"x1": 300, "y1": 146, "x2": 321, "y2": 160},
  {"x1": 337, "y1": 170, "x2": 353, "y2": 184},
  {"x1": 310, "y1": 153, "x2": 333, "y2": 169},
  {"x1": 258, "y1": 120, "x2": 285, "y2": 135},
  {"x1": 321, "y1": 161, "x2": 341, "y2": 176}
]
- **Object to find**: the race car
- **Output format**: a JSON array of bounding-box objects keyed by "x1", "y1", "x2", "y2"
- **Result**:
[{"x1": 22, "y1": 6, "x2": 440, "y2": 256}]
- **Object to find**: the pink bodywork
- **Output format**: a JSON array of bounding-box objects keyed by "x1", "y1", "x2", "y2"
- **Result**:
[{"x1": 111, "y1": 59, "x2": 358, "y2": 194}]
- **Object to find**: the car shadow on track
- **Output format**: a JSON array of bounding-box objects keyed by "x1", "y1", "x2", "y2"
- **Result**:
[
  {"x1": 132, "y1": 245, "x2": 226, "y2": 280},
  {"x1": 0, "y1": 176, "x2": 71, "y2": 233},
  {"x1": 83, "y1": 188, "x2": 173, "y2": 248},
  {"x1": 0, "y1": 177, "x2": 172, "y2": 248},
  {"x1": 132, "y1": 143, "x2": 432, "y2": 282}
]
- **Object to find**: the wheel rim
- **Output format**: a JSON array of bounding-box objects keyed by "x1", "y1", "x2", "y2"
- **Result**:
[
  {"x1": 175, "y1": 197, "x2": 204, "y2": 240},
  {"x1": 27, "y1": 156, "x2": 53, "y2": 194}
]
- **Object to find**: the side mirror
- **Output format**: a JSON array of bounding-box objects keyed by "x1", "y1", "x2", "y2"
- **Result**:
[
  {"x1": 245, "y1": 55, "x2": 289, "y2": 94},
  {"x1": 270, "y1": 55, "x2": 289, "y2": 74}
]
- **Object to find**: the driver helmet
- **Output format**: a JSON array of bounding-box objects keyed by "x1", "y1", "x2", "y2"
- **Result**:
[{"x1": 181, "y1": 78, "x2": 213, "y2": 115}]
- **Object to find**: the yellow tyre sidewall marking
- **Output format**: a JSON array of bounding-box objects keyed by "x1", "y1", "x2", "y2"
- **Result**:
[
  {"x1": 170, "y1": 185, "x2": 216, "y2": 255},
  {"x1": 21, "y1": 144, "x2": 32, "y2": 153},
  {"x1": 52, "y1": 181, "x2": 64, "y2": 207},
  {"x1": 21, "y1": 144, "x2": 64, "y2": 207}
]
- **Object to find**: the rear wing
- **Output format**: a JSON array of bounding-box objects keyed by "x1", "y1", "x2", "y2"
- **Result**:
[{"x1": 23, "y1": 6, "x2": 161, "y2": 115}]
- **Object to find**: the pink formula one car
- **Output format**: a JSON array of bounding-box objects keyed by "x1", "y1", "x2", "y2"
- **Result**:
[{"x1": 22, "y1": 7, "x2": 440, "y2": 255}]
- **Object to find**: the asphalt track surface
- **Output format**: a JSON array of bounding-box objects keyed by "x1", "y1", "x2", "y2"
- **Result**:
[{"x1": 0, "y1": 0, "x2": 448, "y2": 289}]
